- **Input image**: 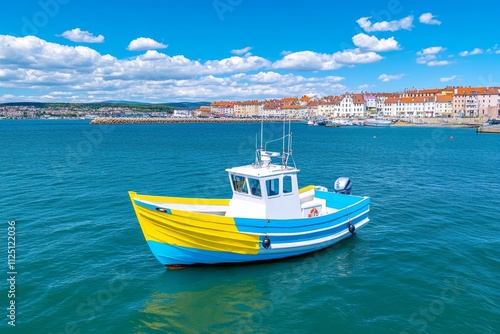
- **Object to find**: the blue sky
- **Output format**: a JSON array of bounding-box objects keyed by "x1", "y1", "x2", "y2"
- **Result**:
[{"x1": 0, "y1": 0, "x2": 499, "y2": 103}]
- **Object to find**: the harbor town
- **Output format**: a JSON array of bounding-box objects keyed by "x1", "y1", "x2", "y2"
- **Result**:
[{"x1": 1, "y1": 86, "x2": 499, "y2": 131}]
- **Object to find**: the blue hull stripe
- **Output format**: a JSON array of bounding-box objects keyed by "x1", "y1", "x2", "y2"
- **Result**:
[
  {"x1": 257, "y1": 213, "x2": 368, "y2": 244},
  {"x1": 146, "y1": 218, "x2": 368, "y2": 266},
  {"x1": 148, "y1": 234, "x2": 351, "y2": 266}
]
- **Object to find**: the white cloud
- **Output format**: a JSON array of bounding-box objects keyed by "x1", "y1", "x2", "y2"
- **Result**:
[
  {"x1": 378, "y1": 74, "x2": 404, "y2": 82},
  {"x1": 60, "y1": 28, "x2": 104, "y2": 43},
  {"x1": 417, "y1": 46, "x2": 446, "y2": 56},
  {"x1": 0, "y1": 35, "x2": 352, "y2": 102},
  {"x1": 427, "y1": 60, "x2": 452, "y2": 66},
  {"x1": 3, "y1": 34, "x2": 390, "y2": 102},
  {"x1": 205, "y1": 55, "x2": 272, "y2": 74},
  {"x1": 127, "y1": 37, "x2": 168, "y2": 51},
  {"x1": 496, "y1": 50, "x2": 500, "y2": 54},
  {"x1": 459, "y1": 48, "x2": 483, "y2": 57},
  {"x1": 352, "y1": 33, "x2": 401, "y2": 52},
  {"x1": 419, "y1": 13, "x2": 441, "y2": 25},
  {"x1": 0, "y1": 35, "x2": 271, "y2": 82},
  {"x1": 231, "y1": 46, "x2": 252, "y2": 55},
  {"x1": 358, "y1": 84, "x2": 370, "y2": 90},
  {"x1": 416, "y1": 46, "x2": 450, "y2": 66},
  {"x1": 273, "y1": 51, "x2": 341, "y2": 71},
  {"x1": 272, "y1": 49, "x2": 383, "y2": 71},
  {"x1": 416, "y1": 55, "x2": 435, "y2": 64},
  {"x1": 440, "y1": 75, "x2": 457, "y2": 82},
  {"x1": 333, "y1": 49, "x2": 383, "y2": 65},
  {"x1": 0, "y1": 35, "x2": 108, "y2": 71},
  {"x1": 245, "y1": 71, "x2": 285, "y2": 83},
  {"x1": 356, "y1": 16, "x2": 413, "y2": 32}
]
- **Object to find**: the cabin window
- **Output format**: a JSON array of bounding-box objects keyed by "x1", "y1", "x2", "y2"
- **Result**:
[
  {"x1": 266, "y1": 178, "x2": 279, "y2": 197},
  {"x1": 283, "y1": 176, "x2": 292, "y2": 194},
  {"x1": 248, "y1": 178, "x2": 261, "y2": 197},
  {"x1": 231, "y1": 175, "x2": 248, "y2": 193}
]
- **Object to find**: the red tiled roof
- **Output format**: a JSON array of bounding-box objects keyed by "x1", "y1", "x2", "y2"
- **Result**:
[
  {"x1": 384, "y1": 97, "x2": 399, "y2": 104},
  {"x1": 211, "y1": 101, "x2": 235, "y2": 107},
  {"x1": 234, "y1": 100, "x2": 261, "y2": 105},
  {"x1": 436, "y1": 95, "x2": 452, "y2": 102},
  {"x1": 352, "y1": 94, "x2": 365, "y2": 104},
  {"x1": 406, "y1": 88, "x2": 441, "y2": 95},
  {"x1": 456, "y1": 87, "x2": 500, "y2": 95}
]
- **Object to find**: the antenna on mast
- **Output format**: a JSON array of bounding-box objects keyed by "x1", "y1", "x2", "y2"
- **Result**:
[
  {"x1": 260, "y1": 113, "x2": 264, "y2": 151},
  {"x1": 282, "y1": 117, "x2": 285, "y2": 157}
]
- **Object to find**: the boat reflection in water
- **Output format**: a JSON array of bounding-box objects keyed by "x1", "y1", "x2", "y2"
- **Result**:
[{"x1": 133, "y1": 238, "x2": 371, "y2": 333}]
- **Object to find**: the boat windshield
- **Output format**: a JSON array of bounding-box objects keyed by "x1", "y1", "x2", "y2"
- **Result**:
[
  {"x1": 248, "y1": 178, "x2": 261, "y2": 197},
  {"x1": 231, "y1": 174, "x2": 248, "y2": 193}
]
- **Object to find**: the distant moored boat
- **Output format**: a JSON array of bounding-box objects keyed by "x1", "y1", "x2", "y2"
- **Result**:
[{"x1": 364, "y1": 119, "x2": 391, "y2": 127}]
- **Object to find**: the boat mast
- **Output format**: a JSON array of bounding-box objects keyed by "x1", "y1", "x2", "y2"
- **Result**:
[
  {"x1": 282, "y1": 117, "x2": 285, "y2": 158},
  {"x1": 260, "y1": 113, "x2": 264, "y2": 152}
]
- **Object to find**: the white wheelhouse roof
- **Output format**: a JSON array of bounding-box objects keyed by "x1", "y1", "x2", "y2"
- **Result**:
[{"x1": 226, "y1": 164, "x2": 300, "y2": 178}]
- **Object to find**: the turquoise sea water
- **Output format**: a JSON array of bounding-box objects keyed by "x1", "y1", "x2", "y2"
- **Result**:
[{"x1": 0, "y1": 120, "x2": 499, "y2": 333}]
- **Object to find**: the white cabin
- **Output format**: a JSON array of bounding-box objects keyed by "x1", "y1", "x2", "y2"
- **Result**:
[{"x1": 224, "y1": 151, "x2": 325, "y2": 219}]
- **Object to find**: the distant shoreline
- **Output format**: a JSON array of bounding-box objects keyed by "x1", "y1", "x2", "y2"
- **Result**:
[{"x1": 88, "y1": 116, "x2": 484, "y2": 128}]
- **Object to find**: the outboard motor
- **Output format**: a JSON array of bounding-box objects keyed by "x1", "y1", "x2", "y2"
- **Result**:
[{"x1": 334, "y1": 177, "x2": 352, "y2": 195}]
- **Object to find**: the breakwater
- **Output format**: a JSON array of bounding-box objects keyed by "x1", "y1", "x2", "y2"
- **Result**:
[
  {"x1": 90, "y1": 117, "x2": 302, "y2": 125},
  {"x1": 395, "y1": 117, "x2": 485, "y2": 127},
  {"x1": 477, "y1": 124, "x2": 500, "y2": 133}
]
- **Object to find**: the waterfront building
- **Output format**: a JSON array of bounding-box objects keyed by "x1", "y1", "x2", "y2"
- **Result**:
[
  {"x1": 299, "y1": 95, "x2": 312, "y2": 106},
  {"x1": 172, "y1": 109, "x2": 193, "y2": 118},
  {"x1": 452, "y1": 87, "x2": 500, "y2": 118},
  {"x1": 233, "y1": 100, "x2": 261, "y2": 118},
  {"x1": 317, "y1": 100, "x2": 338, "y2": 118},
  {"x1": 338, "y1": 93, "x2": 366, "y2": 118},
  {"x1": 376, "y1": 93, "x2": 399, "y2": 116},
  {"x1": 382, "y1": 97, "x2": 411, "y2": 118},
  {"x1": 210, "y1": 101, "x2": 235, "y2": 117},
  {"x1": 281, "y1": 104, "x2": 304, "y2": 119},
  {"x1": 382, "y1": 96, "x2": 398, "y2": 117},
  {"x1": 413, "y1": 96, "x2": 436, "y2": 117},
  {"x1": 304, "y1": 101, "x2": 319, "y2": 119},
  {"x1": 193, "y1": 106, "x2": 212, "y2": 117},
  {"x1": 262, "y1": 100, "x2": 283, "y2": 118},
  {"x1": 435, "y1": 95, "x2": 453, "y2": 117},
  {"x1": 363, "y1": 94, "x2": 377, "y2": 114},
  {"x1": 276, "y1": 97, "x2": 303, "y2": 119}
]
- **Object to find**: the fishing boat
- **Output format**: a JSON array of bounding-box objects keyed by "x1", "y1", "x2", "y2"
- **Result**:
[
  {"x1": 129, "y1": 121, "x2": 370, "y2": 268},
  {"x1": 332, "y1": 119, "x2": 354, "y2": 126}
]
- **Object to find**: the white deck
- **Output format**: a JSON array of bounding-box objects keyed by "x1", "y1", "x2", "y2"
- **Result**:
[
  {"x1": 137, "y1": 196, "x2": 339, "y2": 219},
  {"x1": 138, "y1": 199, "x2": 229, "y2": 215}
]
